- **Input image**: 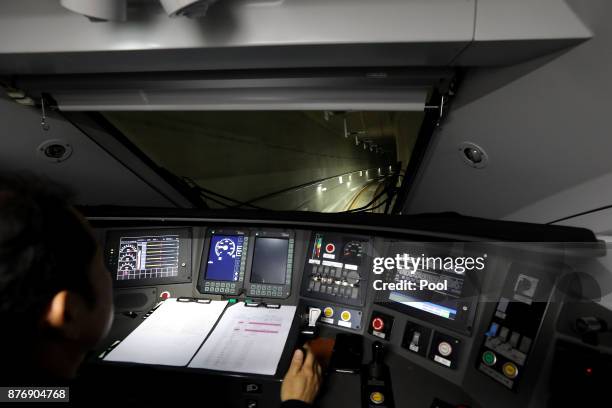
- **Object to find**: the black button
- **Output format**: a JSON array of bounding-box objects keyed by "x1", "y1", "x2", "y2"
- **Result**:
[{"x1": 246, "y1": 400, "x2": 258, "y2": 408}]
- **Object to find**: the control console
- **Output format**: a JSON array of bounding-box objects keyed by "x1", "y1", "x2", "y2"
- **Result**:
[
  {"x1": 476, "y1": 265, "x2": 553, "y2": 390},
  {"x1": 301, "y1": 232, "x2": 371, "y2": 306},
  {"x1": 301, "y1": 232, "x2": 372, "y2": 331}
]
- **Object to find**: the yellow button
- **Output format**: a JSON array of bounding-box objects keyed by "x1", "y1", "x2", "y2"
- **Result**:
[
  {"x1": 370, "y1": 392, "x2": 384, "y2": 405},
  {"x1": 341, "y1": 311, "x2": 351, "y2": 321},
  {"x1": 323, "y1": 307, "x2": 334, "y2": 318},
  {"x1": 502, "y1": 362, "x2": 519, "y2": 379}
]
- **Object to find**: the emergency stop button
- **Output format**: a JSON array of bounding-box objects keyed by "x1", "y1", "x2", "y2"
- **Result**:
[
  {"x1": 369, "y1": 312, "x2": 394, "y2": 340},
  {"x1": 160, "y1": 291, "x2": 170, "y2": 300},
  {"x1": 372, "y1": 317, "x2": 385, "y2": 331}
]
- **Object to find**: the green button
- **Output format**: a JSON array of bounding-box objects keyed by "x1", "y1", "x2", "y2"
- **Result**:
[{"x1": 482, "y1": 351, "x2": 496, "y2": 366}]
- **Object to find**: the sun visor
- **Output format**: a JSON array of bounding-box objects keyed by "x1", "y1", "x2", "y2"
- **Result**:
[
  {"x1": 53, "y1": 86, "x2": 428, "y2": 112},
  {"x1": 16, "y1": 72, "x2": 439, "y2": 112}
]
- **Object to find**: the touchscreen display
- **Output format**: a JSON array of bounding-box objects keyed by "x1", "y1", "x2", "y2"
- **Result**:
[
  {"x1": 250, "y1": 237, "x2": 289, "y2": 285},
  {"x1": 205, "y1": 235, "x2": 245, "y2": 281},
  {"x1": 388, "y1": 267, "x2": 466, "y2": 321},
  {"x1": 117, "y1": 235, "x2": 179, "y2": 280}
]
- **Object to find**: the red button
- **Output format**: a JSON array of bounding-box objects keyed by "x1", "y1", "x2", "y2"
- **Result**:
[
  {"x1": 372, "y1": 317, "x2": 385, "y2": 331},
  {"x1": 160, "y1": 291, "x2": 170, "y2": 300},
  {"x1": 325, "y1": 243, "x2": 335, "y2": 253}
]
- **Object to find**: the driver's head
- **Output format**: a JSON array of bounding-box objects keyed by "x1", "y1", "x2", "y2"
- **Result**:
[{"x1": 0, "y1": 173, "x2": 113, "y2": 380}]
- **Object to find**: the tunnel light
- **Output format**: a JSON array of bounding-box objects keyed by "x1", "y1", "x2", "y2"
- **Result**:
[
  {"x1": 339, "y1": 176, "x2": 343, "y2": 184},
  {"x1": 317, "y1": 184, "x2": 327, "y2": 193},
  {"x1": 349, "y1": 174, "x2": 352, "y2": 181},
  {"x1": 344, "y1": 118, "x2": 349, "y2": 138},
  {"x1": 360, "y1": 171, "x2": 363, "y2": 177}
]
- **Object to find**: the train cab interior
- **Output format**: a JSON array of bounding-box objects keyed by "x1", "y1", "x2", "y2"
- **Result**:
[{"x1": 1, "y1": 1, "x2": 612, "y2": 407}]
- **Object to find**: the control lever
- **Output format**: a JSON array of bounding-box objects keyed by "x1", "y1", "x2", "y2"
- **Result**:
[
  {"x1": 369, "y1": 341, "x2": 386, "y2": 380},
  {"x1": 300, "y1": 307, "x2": 321, "y2": 339},
  {"x1": 362, "y1": 342, "x2": 395, "y2": 408}
]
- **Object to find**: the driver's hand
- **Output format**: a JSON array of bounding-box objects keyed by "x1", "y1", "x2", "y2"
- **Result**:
[{"x1": 281, "y1": 345, "x2": 322, "y2": 404}]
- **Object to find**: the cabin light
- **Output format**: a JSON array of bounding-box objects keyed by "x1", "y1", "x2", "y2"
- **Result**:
[
  {"x1": 464, "y1": 148, "x2": 482, "y2": 163},
  {"x1": 37, "y1": 139, "x2": 73, "y2": 163},
  {"x1": 458, "y1": 141, "x2": 488, "y2": 169}
]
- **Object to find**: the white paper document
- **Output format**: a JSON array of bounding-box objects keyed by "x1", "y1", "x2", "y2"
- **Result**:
[
  {"x1": 188, "y1": 303, "x2": 297, "y2": 375},
  {"x1": 104, "y1": 299, "x2": 228, "y2": 366}
]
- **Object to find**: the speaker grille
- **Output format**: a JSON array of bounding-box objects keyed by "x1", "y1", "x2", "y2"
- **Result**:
[{"x1": 114, "y1": 288, "x2": 156, "y2": 312}]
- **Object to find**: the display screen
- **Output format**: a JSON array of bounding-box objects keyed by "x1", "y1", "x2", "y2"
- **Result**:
[
  {"x1": 117, "y1": 235, "x2": 179, "y2": 280},
  {"x1": 389, "y1": 292, "x2": 458, "y2": 320},
  {"x1": 205, "y1": 235, "x2": 245, "y2": 281},
  {"x1": 388, "y1": 269, "x2": 465, "y2": 321},
  {"x1": 250, "y1": 237, "x2": 289, "y2": 285}
]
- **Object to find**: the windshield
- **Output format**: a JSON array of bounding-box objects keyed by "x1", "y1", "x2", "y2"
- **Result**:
[{"x1": 103, "y1": 111, "x2": 424, "y2": 212}]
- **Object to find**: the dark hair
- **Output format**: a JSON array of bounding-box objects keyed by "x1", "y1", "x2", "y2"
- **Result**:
[{"x1": 0, "y1": 173, "x2": 98, "y2": 336}]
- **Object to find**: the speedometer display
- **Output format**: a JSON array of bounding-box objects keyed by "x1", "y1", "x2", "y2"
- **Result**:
[{"x1": 343, "y1": 240, "x2": 364, "y2": 264}]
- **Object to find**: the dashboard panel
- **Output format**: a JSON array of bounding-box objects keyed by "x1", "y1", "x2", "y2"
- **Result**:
[{"x1": 89, "y1": 213, "x2": 607, "y2": 408}]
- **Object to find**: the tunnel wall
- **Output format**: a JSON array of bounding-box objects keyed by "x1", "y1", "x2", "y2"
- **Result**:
[{"x1": 107, "y1": 111, "x2": 390, "y2": 204}]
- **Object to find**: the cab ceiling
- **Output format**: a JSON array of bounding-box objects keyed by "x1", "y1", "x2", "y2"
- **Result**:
[{"x1": 0, "y1": 0, "x2": 591, "y2": 74}]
